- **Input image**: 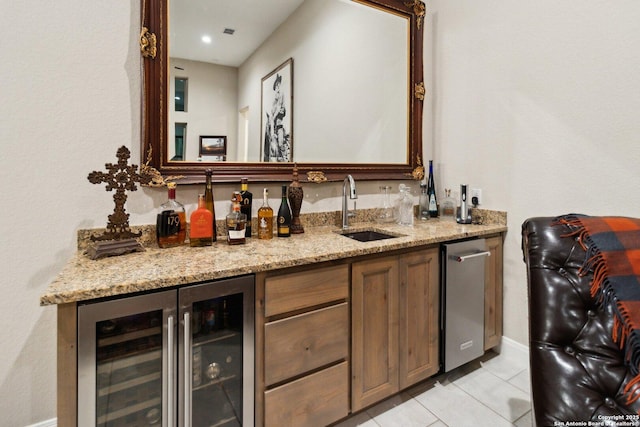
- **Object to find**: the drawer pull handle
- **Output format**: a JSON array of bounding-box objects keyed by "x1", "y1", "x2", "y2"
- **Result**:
[{"x1": 451, "y1": 251, "x2": 491, "y2": 262}]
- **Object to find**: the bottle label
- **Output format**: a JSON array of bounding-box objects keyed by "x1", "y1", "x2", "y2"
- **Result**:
[
  {"x1": 428, "y1": 195, "x2": 437, "y2": 211},
  {"x1": 278, "y1": 216, "x2": 290, "y2": 236},
  {"x1": 228, "y1": 229, "x2": 245, "y2": 239},
  {"x1": 157, "y1": 211, "x2": 182, "y2": 237},
  {"x1": 278, "y1": 225, "x2": 290, "y2": 234},
  {"x1": 190, "y1": 211, "x2": 213, "y2": 239},
  {"x1": 258, "y1": 217, "x2": 272, "y2": 239}
]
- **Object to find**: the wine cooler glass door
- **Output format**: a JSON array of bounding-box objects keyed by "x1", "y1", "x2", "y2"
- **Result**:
[
  {"x1": 78, "y1": 290, "x2": 177, "y2": 427},
  {"x1": 178, "y1": 275, "x2": 255, "y2": 427}
]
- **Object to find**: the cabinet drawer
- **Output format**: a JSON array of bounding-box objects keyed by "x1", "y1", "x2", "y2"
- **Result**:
[
  {"x1": 265, "y1": 361, "x2": 349, "y2": 427},
  {"x1": 264, "y1": 264, "x2": 349, "y2": 317},
  {"x1": 265, "y1": 303, "x2": 348, "y2": 386}
]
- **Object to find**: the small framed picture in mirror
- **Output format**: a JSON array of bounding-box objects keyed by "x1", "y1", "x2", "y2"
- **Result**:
[{"x1": 199, "y1": 136, "x2": 227, "y2": 161}]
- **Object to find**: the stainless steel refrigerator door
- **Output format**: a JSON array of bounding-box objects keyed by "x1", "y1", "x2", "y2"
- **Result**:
[
  {"x1": 178, "y1": 275, "x2": 254, "y2": 427},
  {"x1": 78, "y1": 290, "x2": 177, "y2": 427},
  {"x1": 442, "y1": 239, "x2": 490, "y2": 372}
]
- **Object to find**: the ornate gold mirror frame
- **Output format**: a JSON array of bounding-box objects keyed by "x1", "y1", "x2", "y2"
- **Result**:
[{"x1": 141, "y1": 0, "x2": 425, "y2": 183}]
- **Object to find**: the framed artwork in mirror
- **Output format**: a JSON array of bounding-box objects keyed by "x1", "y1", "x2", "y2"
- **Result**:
[
  {"x1": 261, "y1": 58, "x2": 293, "y2": 163},
  {"x1": 199, "y1": 135, "x2": 227, "y2": 161}
]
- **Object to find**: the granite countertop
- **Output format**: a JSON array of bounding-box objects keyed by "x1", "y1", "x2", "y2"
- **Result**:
[{"x1": 40, "y1": 212, "x2": 507, "y2": 306}]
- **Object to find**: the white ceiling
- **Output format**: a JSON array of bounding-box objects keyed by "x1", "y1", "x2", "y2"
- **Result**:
[{"x1": 169, "y1": 0, "x2": 305, "y2": 67}]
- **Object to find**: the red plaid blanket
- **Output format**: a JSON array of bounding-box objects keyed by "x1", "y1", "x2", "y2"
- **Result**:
[{"x1": 557, "y1": 215, "x2": 640, "y2": 404}]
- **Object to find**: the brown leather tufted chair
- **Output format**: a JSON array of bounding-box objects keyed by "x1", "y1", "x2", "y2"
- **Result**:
[{"x1": 522, "y1": 217, "x2": 640, "y2": 426}]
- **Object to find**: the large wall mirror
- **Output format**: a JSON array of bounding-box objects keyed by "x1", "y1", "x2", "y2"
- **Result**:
[{"x1": 141, "y1": 0, "x2": 425, "y2": 183}]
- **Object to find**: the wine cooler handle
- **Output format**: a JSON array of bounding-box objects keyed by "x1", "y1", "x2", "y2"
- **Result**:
[
  {"x1": 167, "y1": 314, "x2": 175, "y2": 427},
  {"x1": 184, "y1": 312, "x2": 192, "y2": 427}
]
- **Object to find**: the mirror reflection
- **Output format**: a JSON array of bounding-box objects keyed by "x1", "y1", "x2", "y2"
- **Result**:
[{"x1": 168, "y1": 0, "x2": 409, "y2": 164}]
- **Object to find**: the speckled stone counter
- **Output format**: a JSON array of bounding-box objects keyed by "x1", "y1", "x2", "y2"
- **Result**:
[{"x1": 40, "y1": 210, "x2": 506, "y2": 306}]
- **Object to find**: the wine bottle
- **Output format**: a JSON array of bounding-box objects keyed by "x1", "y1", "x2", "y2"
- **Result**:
[
  {"x1": 257, "y1": 188, "x2": 273, "y2": 240},
  {"x1": 189, "y1": 194, "x2": 213, "y2": 247},
  {"x1": 277, "y1": 185, "x2": 292, "y2": 237},
  {"x1": 226, "y1": 192, "x2": 247, "y2": 245},
  {"x1": 427, "y1": 160, "x2": 438, "y2": 218},
  {"x1": 156, "y1": 182, "x2": 186, "y2": 248},
  {"x1": 239, "y1": 178, "x2": 253, "y2": 238},
  {"x1": 204, "y1": 169, "x2": 217, "y2": 242}
]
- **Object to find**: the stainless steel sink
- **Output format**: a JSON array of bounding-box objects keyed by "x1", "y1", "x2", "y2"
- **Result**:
[{"x1": 339, "y1": 229, "x2": 400, "y2": 242}]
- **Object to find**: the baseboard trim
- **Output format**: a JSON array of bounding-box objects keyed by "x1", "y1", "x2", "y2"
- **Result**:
[
  {"x1": 26, "y1": 418, "x2": 56, "y2": 427},
  {"x1": 498, "y1": 336, "x2": 529, "y2": 360}
]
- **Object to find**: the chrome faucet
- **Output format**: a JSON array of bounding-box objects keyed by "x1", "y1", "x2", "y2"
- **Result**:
[{"x1": 342, "y1": 174, "x2": 358, "y2": 229}]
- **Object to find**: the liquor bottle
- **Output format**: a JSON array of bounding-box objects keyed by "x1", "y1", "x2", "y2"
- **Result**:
[
  {"x1": 222, "y1": 299, "x2": 229, "y2": 329},
  {"x1": 427, "y1": 160, "x2": 439, "y2": 218},
  {"x1": 277, "y1": 185, "x2": 292, "y2": 237},
  {"x1": 257, "y1": 188, "x2": 273, "y2": 240},
  {"x1": 226, "y1": 192, "x2": 247, "y2": 245},
  {"x1": 419, "y1": 183, "x2": 429, "y2": 220},
  {"x1": 189, "y1": 194, "x2": 214, "y2": 247},
  {"x1": 440, "y1": 188, "x2": 456, "y2": 219},
  {"x1": 156, "y1": 182, "x2": 186, "y2": 248},
  {"x1": 204, "y1": 169, "x2": 217, "y2": 242},
  {"x1": 397, "y1": 183, "x2": 414, "y2": 226},
  {"x1": 239, "y1": 178, "x2": 253, "y2": 238}
]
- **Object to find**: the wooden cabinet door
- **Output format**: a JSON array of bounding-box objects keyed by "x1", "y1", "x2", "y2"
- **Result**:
[
  {"x1": 484, "y1": 235, "x2": 504, "y2": 350},
  {"x1": 351, "y1": 256, "x2": 399, "y2": 411},
  {"x1": 399, "y1": 248, "x2": 440, "y2": 389}
]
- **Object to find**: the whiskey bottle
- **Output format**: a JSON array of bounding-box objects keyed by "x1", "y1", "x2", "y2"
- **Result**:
[
  {"x1": 257, "y1": 188, "x2": 273, "y2": 240},
  {"x1": 189, "y1": 194, "x2": 214, "y2": 247},
  {"x1": 226, "y1": 192, "x2": 247, "y2": 245},
  {"x1": 204, "y1": 169, "x2": 217, "y2": 242},
  {"x1": 156, "y1": 182, "x2": 186, "y2": 248},
  {"x1": 239, "y1": 178, "x2": 253, "y2": 238},
  {"x1": 277, "y1": 185, "x2": 291, "y2": 237}
]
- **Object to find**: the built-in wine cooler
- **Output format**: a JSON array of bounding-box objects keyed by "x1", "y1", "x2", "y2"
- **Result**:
[{"x1": 77, "y1": 275, "x2": 254, "y2": 427}]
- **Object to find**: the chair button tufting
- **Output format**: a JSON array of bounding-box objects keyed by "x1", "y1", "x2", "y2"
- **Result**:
[
  {"x1": 565, "y1": 346, "x2": 575, "y2": 356},
  {"x1": 587, "y1": 309, "x2": 596, "y2": 318},
  {"x1": 605, "y1": 397, "x2": 616, "y2": 408}
]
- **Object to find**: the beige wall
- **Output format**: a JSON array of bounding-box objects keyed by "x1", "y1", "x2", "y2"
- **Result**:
[
  {"x1": 169, "y1": 59, "x2": 239, "y2": 161},
  {"x1": 238, "y1": 0, "x2": 408, "y2": 163},
  {"x1": 425, "y1": 0, "x2": 640, "y2": 345},
  {"x1": 2, "y1": 0, "x2": 640, "y2": 425}
]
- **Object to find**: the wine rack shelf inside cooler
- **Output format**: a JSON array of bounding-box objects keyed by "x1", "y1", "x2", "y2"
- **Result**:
[
  {"x1": 95, "y1": 312, "x2": 163, "y2": 427},
  {"x1": 193, "y1": 373, "x2": 237, "y2": 392},
  {"x1": 193, "y1": 329, "x2": 239, "y2": 348}
]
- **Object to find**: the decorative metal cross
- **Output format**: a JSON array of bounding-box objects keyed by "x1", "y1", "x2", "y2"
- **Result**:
[{"x1": 88, "y1": 146, "x2": 151, "y2": 242}]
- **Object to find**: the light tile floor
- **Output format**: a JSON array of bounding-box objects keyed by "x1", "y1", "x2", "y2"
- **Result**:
[{"x1": 334, "y1": 348, "x2": 532, "y2": 427}]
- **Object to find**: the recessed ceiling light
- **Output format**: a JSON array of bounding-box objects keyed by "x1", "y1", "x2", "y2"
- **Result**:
[{"x1": 201, "y1": 35, "x2": 212, "y2": 44}]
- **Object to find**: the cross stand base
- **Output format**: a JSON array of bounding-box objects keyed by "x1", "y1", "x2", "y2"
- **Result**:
[{"x1": 85, "y1": 239, "x2": 145, "y2": 260}]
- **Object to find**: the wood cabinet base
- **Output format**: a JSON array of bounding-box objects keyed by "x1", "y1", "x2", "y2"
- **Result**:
[{"x1": 351, "y1": 248, "x2": 440, "y2": 412}]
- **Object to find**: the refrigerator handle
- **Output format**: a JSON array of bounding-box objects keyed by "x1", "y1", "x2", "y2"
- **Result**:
[
  {"x1": 167, "y1": 314, "x2": 175, "y2": 427},
  {"x1": 184, "y1": 312, "x2": 192, "y2": 427},
  {"x1": 450, "y1": 251, "x2": 491, "y2": 262}
]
